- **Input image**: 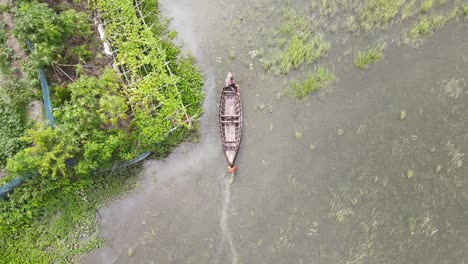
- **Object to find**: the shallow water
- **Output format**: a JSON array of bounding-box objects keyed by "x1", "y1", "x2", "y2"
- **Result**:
[{"x1": 81, "y1": 1, "x2": 468, "y2": 263}]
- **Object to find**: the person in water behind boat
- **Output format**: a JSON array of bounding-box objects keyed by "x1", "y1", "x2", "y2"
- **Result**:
[
  {"x1": 225, "y1": 72, "x2": 240, "y2": 95},
  {"x1": 228, "y1": 165, "x2": 237, "y2": 174}
]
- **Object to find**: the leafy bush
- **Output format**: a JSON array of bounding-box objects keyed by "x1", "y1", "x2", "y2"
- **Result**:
[
  {"x1": 0, "y1": 101, "x2": 26, "y2": 165},
  {"x1": 13, "y1": 0, "x2": 93, "y2": 90},
  {"x1": 96, "y1": 0, "x2": 204, "y2": 151}
]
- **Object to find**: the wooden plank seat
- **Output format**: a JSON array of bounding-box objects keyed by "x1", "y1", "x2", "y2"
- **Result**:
[
  {"x1": 221, "y1": 114, "x2": 239, "y2": 118},
  {"x1": 221, "y1": 120, "x2": 240, "y2": 124}
]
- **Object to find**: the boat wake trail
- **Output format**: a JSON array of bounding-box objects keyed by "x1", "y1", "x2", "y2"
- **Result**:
[{"x1": 217, "y1": 172, "x2": 238, "y2": 264}]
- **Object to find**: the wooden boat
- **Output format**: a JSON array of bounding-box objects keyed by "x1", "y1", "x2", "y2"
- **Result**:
[{"x1": 218, "y1": 72, "x2": 243, "y2": 166}]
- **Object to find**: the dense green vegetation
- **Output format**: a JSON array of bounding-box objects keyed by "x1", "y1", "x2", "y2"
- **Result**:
[
  {"x1": 0, "y1": 0, "x2": 204, "y2": 262},
  {"x1": 0, "y1": 21, "x2": 29, "y2": 167}
]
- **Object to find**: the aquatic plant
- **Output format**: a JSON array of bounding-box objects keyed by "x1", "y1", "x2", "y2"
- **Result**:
[
  {"x1": 400, "y1": 110, "x2": 407, "y2": 120},
  {"x1": 400, "y1": 0, "x2": 418, "y2": 22},
  {"x1": 288, "y1": 66, "x2": 335, "y2": 100},
  {"x1": 278, "y1": 34, "x2": 330, "y2": 74},
  {"x1": 420, "y1": 0, "x2": 434, "y2": 13},
  {"x1": 463, "y1": 3, "x2": 468, "y2": 17},
  {"x1": 408, "y1": 15, "x2": 445, "y2": 40},
  {"x1": 354, "y1": 43, "x2": 386, "y2": 69},
  {"x1": 295, "y1": 131, "x2": 302, "y2": 139},
  {"x1": 359, "y1": 0, "x2": 406, "y2": 32}
]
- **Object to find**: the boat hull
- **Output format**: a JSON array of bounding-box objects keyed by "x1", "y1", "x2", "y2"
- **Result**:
[{"x1": 218, "y1": 75, "x2": 243, "y2": 166}]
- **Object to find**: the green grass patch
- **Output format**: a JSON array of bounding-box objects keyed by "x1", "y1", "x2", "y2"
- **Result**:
[
  {"x1": 263, "y1": 34, "x2": 330, "y2": 75},
  {"x1": 359, "y1": 0, "x2": 406, "y2": 31},
  {"x1": 408, "y1": 15, "x2": 445, "y2": 40},
  {"x1": 420, "y1": 0, "x2": 434, "y2": 13},
  {"x1": 354, "y1": 43, "x2": 386, "y2": 69},
  {"x1": 400, "y1": 0, "x2": 418, "y2": 22},
  {"x1": 288, "y1": 66, "x2": 335, "y2": 100},
  {"x1": 409, "y1": 2, "x2": 461, "y2": 41}
]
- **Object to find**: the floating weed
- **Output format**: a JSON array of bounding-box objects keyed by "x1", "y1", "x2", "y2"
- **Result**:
[
  {"x1": 354, "y1": 42, "x2": 386, "y2": 69},
  {"x1": 446, "y1": 141, "x2": 465, "y2": 171},
  {"x1": 463, "y1": 3, "x2": 468, "y2": 17},
  {"x1": 337, "y1": 128, "x2": 344, "y2": 136},
  {"x1": 409, "y1": 214, "x2": 439, "y2": 238},
  {"x1": 420, "y1": 0, "x2": 434, "y2": 13},
  {"x1": 275, "y1": 91, "x2": 283, "y2": 100},
  {"x1": 440, "y1": 78, "x2": 465, "y2": 99},
  {"x1": 128, "y1": 246, "x2": 136, "y2": 256},
  {"x1": 335, "y1": 208, "x2": 354, "y2": 223},
  {"x1": 254, "y1": 103, "x2": 273, "y2": 113},
  {"x1": 438, "y1": 0, "x2": 447, "y2": 5},
  {"x1": 401, "y1": 0, "x2": 418, "y2": 22},
  {"x1": 406, "y1": 169, "x2": 414, "y2": 179},
  {"x1": 269, "y1": 122, "x2": 273, "y2": 131},
  {"x1": 287, "y1": 66, "x2": 335, "y2": 100},
  {"x1": 400, "y1": 110, "x2": 407, "y2": 120},
  {"x1": 310, "y1": 142, "x2": 317, "y2": 151},
  {"x1": 257, "y1": 239, "x2": 263, "y2": 247},
  {"x1": 344, "y1": 15, "x2": 358, "y2": 33},
  {"x1": 229, "y1": 50, "x2": 236, "y2": 60},
  {"x1": 295, "y1": 131, "x2": 302, "y2": 139},
  {"x1": 436, "y1": 164, "x2": 442, "y2": 173}
]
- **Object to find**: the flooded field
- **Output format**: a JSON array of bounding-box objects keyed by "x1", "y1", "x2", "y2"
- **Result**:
[{"x1": 81, "y1": 0, "x2": 468, "y2": 263}]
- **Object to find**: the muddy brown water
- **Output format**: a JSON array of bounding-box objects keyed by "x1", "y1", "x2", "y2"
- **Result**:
[{"x1": 81, "y1": 1, "x2": 468, "y2": 263}]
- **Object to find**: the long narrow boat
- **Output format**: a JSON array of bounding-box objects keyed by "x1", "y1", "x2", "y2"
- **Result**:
[{"x1": 218, "y1": 72, "x2": 243, "y2": 167}]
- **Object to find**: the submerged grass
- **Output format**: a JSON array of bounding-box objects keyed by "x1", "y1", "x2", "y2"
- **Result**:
[
  {"x1": 420, "y1": 0, "x2": 434, "y2": 13},
  {"x1": 409, "y1": 2, "x2": 461, "y2": 41},
  {"x1": 279, "y1": 34, "x2": 330, "y2": 74},
  {"x1": 400, "y1": 0, "x2": 418, "y2": 22},
  {"x1": 354, "y1": 43, "x2": 386, "y2": 69},
  {"x1": 408, "y1": 15, "x2": 445, "y2": 40},
  {"x1": 288, "y1": 66, "x2": 335, "y2": 100},
  {"x1": 359, "y1": 0, "x2": 406, "y2": 31}
]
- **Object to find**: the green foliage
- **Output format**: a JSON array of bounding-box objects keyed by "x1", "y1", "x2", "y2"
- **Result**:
[
  {"x1": 354, "y1": 43, "x2": 386, "y2": 69},
  {"x1": 462, "y1": 3, "x2": 468, "y2": 17},
  {"x1": 0, "y1": 3, "x2": 10, "y2": 12},
  {"x1": 70, "y1": 45, "x2": 93, "y2": 62},
  {"x1": 288, "y1": 66, "x2": 335, "y2": 100},
  {"x1": 13, "y1": 0, "x2": 93, "y2": 89},
  {"x1": 0, "y1": 24, "x2": 29, "y2": 166},
  {"x1": 7, "y1": 125, "x2": 75, "y2": 178},
  {"x1": 0, "y1": 101, "x2": 26, "y2": 165},
  {"x1": 97, "y1": 0, "x2": 204, "y2": 151},
  {"x1": 0, "y1": 164, "x2": 140, "y2": 264}
]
